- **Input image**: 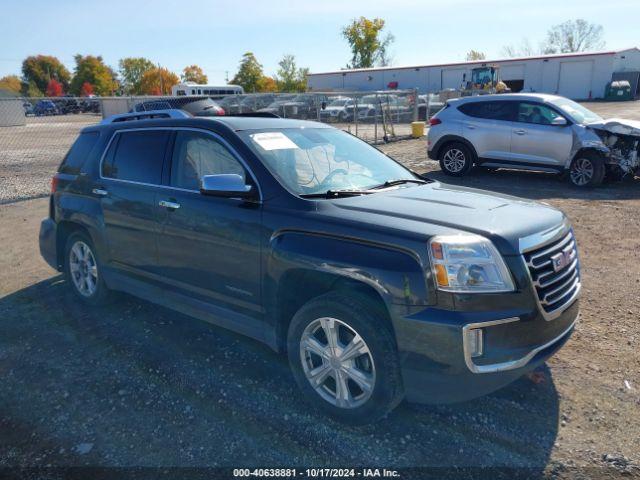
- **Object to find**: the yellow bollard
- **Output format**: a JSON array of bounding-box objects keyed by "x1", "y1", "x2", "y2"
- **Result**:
[{"x1": 411, "y1": 121, "x2": 425, "y2": 138}]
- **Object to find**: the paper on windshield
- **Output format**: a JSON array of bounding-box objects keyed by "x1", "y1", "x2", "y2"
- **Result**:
[{"x1": 251, "y1": 132, "x2": 299, "y2": 150}]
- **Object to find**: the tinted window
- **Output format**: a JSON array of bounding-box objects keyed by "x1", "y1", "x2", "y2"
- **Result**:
[
  {"x1": 103, "y1": 130, "x2": 170, "y2": 184},
  {"x1": 458, "y1": 101, "x2": 516, "y2": 121},
  {"x1": 59, "y1": 131, "x2": 99, "y2": 174},
  {"x1": 517, "y1": 102, "x2": 564, "y2": 125},
  {"x1": 170, "y1": 131, "x2": 245, "y2": 190}
]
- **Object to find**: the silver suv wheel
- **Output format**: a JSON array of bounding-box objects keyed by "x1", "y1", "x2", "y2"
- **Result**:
[
  {"x1": 69, "y1": 240, "x2": 98, "y2": 297},
  {"x1": 570, "y1": 158, "x2": 594, "y2": 186},
  {"x1": 300, "y1": 317, "x2": 376, "y2": 409},
  {"x1": 442, "y1": 148, "x2": 467, "y2": 173}
]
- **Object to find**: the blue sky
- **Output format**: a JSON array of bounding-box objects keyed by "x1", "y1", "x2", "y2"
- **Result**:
[{"x1": 1, "y1": 0, "x2": 638, "y2": 83}]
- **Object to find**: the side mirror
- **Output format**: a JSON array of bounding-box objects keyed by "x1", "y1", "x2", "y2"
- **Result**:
[
  {"x1": 551, "y1": 117, "x2": 568, "y2": 126},
  {"x1": 200, "y1": 174, "x2": 254, "y2": 198},
  {"x1": 321, "y1": 101, "x2": 327, "y2": 110}
]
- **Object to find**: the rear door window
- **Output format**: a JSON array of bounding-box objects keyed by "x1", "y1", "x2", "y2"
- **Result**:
[
  {"x1": 59, "y1": 131, "x2": 99, "y2": 174},
  {"x1": 458, "y1": 101, "x2": 516, "y2": 121},
  {"x1": 102, "y1": 130, "x2": 170, "y2": 184}
]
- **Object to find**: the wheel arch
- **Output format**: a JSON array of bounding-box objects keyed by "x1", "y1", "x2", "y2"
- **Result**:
[{"x1": 432, "y1": 135, "x2": 478, "y2": 162}]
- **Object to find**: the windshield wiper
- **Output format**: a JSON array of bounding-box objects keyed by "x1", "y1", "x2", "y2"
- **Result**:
[
  {"x1": 370, "y1": 178, "x2": 428, "y2": 190},
  {"x1": 300, "y1": 189, "x2": 374, "y2": 199}
]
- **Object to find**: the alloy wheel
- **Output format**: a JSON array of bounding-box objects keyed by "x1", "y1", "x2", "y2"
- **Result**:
[
  {"x1": 571, "y1": 158, "x2": 594, "y2": 186},
  {"x1": 443, "y1": 148, "x2": 467, "y2": 173},
  {"x1": 69, "y1": 241, "x2": 98, "y2": 297},
  {"x1": 300, "y1": 317, "x2": 376, "y2": 409}
]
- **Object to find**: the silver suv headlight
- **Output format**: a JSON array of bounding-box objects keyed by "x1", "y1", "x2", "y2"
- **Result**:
[{"x1": 428, "y1": 234, "x2": 515, "y2": 293}]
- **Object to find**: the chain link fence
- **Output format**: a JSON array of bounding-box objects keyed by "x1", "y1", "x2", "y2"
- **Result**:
[{"x1": 0, "y1": 90, "x2": 443, "y2": 203}]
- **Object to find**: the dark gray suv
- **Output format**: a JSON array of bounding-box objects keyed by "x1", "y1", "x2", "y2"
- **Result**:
[{"x1": 40, "y1": 110, "x2": 580, "y2": 424}]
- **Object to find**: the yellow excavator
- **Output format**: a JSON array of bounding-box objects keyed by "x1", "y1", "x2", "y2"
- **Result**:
[{"x1": 461, "y1": 65, "x2": 510, "y2": 96}]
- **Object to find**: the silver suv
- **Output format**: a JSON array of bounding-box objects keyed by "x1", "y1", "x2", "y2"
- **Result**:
[{"x1": 427, "y1": 93, "x2": 640, "y2": 187}]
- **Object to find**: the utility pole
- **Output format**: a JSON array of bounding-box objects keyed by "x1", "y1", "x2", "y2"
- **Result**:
[{"x1": 225, "y1": 70, "x2": 229, "y2": 84}]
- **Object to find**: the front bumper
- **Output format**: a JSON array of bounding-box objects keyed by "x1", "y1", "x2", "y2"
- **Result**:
[{"x1": 391, "y1": 298, "x2": 579, "y2": 404}]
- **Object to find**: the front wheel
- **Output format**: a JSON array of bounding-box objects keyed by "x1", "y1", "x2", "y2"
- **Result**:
[
  {"x1": 287, "y1": 292, "x2": 403, "y2": 425},
  {"x1": 439, "y1": 142, "x2": 474, "y2": 177},
  {"x1": 569, "y1": 153, "x2": 605, "y2": 187}
]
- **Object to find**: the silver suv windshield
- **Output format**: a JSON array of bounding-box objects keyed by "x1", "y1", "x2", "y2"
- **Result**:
[
  {"x1": 547, "y1": 97, "x2": 602, "y2": 124},
  {"x1": 239, "y1": 128, "x2": 417, "y2": 196}
]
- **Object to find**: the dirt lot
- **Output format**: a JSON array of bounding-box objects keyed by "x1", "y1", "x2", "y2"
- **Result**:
[{"x1": 0, "y1": 101, "x2": 639, "y2": 477}]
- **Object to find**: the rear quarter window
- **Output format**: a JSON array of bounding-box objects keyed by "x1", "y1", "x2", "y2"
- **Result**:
[
  {"x1": 102, "y1": 130, "x2": 170, "y2": 184},
  {"x1": 59, "y1": 131, "x2": 99, "y2": 174},
  {"x1": 458, "y1": 101, "x2": 516, "y2": 121}
]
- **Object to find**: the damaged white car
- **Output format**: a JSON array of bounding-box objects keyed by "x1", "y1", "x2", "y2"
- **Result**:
[{"x1": 427, "y1": 93, "x2": 640, "y2": 187}]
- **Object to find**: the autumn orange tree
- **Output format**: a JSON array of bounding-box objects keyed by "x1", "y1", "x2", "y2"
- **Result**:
[
  {"x1": 46, "y1": 79, "x2": 63, "y2": 97},
  {"x1": 0, "y1": 75, "x2": 22, "y2": 95},
  {"x1": 181, "y1": 65, "x2": 208, "y2": 84},
  {"x1": 80, "y1": 82, "x2": 94, "y2": 96},
  {"x1": 139, "y1": 67, "x2": 179, "y2": 95}
]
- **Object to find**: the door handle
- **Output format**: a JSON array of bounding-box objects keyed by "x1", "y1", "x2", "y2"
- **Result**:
[
  {"x1": 159, "y1": 200, "x2": 181, "y2": 209},
  {"x1": 514, "y1": 129, "x2": 526, "y2": 135},
  {"x1": 465, "y1": 124, "x2": 476, "y2": 129},
  {"x1": 92, "y1": 188, "x2": 108, "y2": 196}
]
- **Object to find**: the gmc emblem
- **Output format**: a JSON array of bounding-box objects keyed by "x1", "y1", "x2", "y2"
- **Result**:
[{"x1": 551, "y1": 249, "x2": 572, "y2": 272}]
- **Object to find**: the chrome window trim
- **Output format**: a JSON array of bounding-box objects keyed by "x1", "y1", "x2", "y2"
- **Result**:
[
  {"x1": 98, "y1": 126, "x2": 263, "y2": 202},
  {"x1": 462, "y1": 316, "x2": 577, "y2": 374}
]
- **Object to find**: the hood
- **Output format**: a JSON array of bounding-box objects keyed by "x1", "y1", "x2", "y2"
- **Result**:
[
  {"x1": 328, "y1": 182, "x2": 565, "y2": 255},
  {"x1": 587, "y1": 118, "x2": 640, "y2": 136}
]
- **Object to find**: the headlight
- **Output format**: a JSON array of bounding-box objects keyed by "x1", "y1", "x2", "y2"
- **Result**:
[{"x1": 428, "y1": 234, "x2": 514, "y2": 293}]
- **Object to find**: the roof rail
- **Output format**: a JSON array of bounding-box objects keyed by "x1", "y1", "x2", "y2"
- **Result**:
[{"x1": 101, "y1": 109, "x2": 192, "y2": 124}]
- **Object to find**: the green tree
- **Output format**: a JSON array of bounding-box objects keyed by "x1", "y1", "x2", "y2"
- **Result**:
[
  {"x1": 342, "y1": 17, "x2": 394, "y2": 68},
  {"x1": 0, "y1": 75, "x2": 22, "y2": 94},
  {"x1": 21, "y1": 55, "x2": 71, "y2": 94},
  {"x1": 465, "y1": 50, "x2": 486, "y2": 61},
  {"x1": 139, "y1": 67, "x2": 179, "y2": 95},
  {"x1": 544, "y1": 19, "x2": 605, "y2": 53},
  {"x1": 230, "y1": 52, "x2": 265, "y2": 93},
  {"x1": 119, "y1": 57, "x2": 154, "y2": 94},
  {"x1": 24, "y1": 81, "x2": 43, "y2": 98},
  {"x1": 275, "y1": 54, "x2": 308, "y2": 92},
  {"x1": 70, "y1": 55, "x2": 117, "y2": 96},
  {"x1": 181, "y1": 65, "x2": 208, "y2": 84}
]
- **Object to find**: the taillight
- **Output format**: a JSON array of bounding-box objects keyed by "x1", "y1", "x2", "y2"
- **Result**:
[
  {"x1": 429, "y1": 117, "x2": 442, "y2": 126},
  {"x1": 50, "y1": 175, "x2": 60, "y2": 194},
  {"x1": 218, "y1": 107, "x2": 226, "y2": 116}
]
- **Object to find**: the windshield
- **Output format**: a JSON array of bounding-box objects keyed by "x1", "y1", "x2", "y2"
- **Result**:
[
  {"x1": 239, "y1": 128, "x2": 417, "y2": 196},
  {"x1": 548, "y1": 97, "x2": 602, "y2": 124},
  {"x1": 328, "y1": 99, "x2": 350, "y2": 107}
]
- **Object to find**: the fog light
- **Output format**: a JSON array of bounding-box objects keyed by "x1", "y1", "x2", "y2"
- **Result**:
[{"x1": 468, "y1": 329, "x2": 483, "y2": 358}]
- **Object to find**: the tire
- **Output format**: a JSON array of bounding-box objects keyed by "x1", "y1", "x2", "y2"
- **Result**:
[
  {"x1": 439, "y1": 142, "x2": 474, "y2": 177},
  {"x1": 64, "y1": 231, "x2": 112, "y2": 305},
  {"x1": 287, "y1": 292, "x2": 404, "y2": 425},
  {"x1": 569, "y1": 152, "x2": 605, "y2": 187}
]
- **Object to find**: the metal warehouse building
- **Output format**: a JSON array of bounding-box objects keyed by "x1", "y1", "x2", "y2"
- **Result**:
[{"x1": 307, "y1": 48, "x2": 640, "y2": 100}]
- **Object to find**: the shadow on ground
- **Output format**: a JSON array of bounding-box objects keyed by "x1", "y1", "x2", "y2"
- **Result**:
[
  {"x1": 420, "y1": 166, "x2": 640, "y2": 202},
  {"x1": 0, "y1": 276, "x2": 559, "y2": 472}
]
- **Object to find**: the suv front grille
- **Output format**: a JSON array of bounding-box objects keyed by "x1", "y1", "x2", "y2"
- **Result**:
[{"x1": 523, "y1": 230, "x2": 580, "y2": 318}]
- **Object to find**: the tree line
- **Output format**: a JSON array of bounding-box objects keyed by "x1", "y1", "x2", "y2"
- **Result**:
[
  {"x1": 0, "y1": 17, "x2": 604, "y2": 98},
  {"x1": 0, "y1": 51, "x2": 310, "y2": 98}
]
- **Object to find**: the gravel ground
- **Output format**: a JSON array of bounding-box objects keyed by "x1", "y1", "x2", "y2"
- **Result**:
[{"x1": 0, "y1": 101, "x2": 639, "y2": 477}]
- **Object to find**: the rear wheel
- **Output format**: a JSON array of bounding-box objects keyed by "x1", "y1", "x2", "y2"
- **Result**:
[
  {"x1": 439, "y1": 142, "x2": 474, "y2": 177},
  {"x1": 287, "y1": 292, "x2": 403, "y2": 425},
  {"x1": 569, "y1": 152, "x2": 605, "y2": 187},
  {"x1": 64, "y1": 232, "x2": 112, "y2": 305}
]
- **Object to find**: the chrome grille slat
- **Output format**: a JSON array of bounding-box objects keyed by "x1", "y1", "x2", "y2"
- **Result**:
[
  {"x1": 522, "y1": 229, "x2": 581, "y2": 319},
  {"x1": 528, "y1": 232, "x2": 573, "y2": 262},
  {"x1": 536, "y1": 258, "x2": 579, "y2": 288}
]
